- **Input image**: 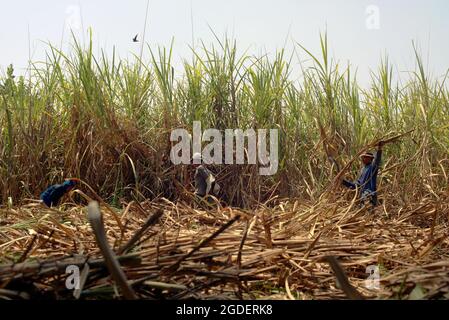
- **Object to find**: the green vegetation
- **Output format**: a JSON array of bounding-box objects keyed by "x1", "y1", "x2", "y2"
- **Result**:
[{"x1": 1, "y1": 33, "x2": 448, "y2": 207}]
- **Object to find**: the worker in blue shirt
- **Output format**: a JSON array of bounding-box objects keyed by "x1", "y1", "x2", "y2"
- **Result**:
[
  {"x1": 40, "y1": 179, "x2": 79, "y2": 207},
  {"x1": 342, "y1": 142, "x2": 383, "y2": 207}
]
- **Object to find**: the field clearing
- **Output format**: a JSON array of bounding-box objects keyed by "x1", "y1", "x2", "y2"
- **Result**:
[{"x1": 1, "y1": 190, "x2": 448, "y2": 300}]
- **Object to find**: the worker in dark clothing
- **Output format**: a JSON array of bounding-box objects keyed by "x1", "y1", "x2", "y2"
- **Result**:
[
  {"x1": 342, "y1": 142, "x2": 383, "y2": 207},
  {"x1": 192, "y1": 153, "x2": 220, "y2": 202},
  {"x1": 40, "y1": 179, "x2": 79, "y2": 207}
]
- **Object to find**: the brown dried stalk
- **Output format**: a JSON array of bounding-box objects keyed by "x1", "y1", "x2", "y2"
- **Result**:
[{"x1": 87, "y1": 201, "x2": 137, "y2": 300}]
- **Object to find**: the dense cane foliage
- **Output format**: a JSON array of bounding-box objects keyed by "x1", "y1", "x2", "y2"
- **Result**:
[{"x1": 1, "y1": 33, "x2": 448, "y2": 207}]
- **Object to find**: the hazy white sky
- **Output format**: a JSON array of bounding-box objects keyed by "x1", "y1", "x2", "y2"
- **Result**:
[{"x1": 0, "y1": 0, "x2": 448, "y2": 85}]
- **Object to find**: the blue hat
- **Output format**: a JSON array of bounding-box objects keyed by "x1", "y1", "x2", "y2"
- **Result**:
[{"x1": 63, "y1": 180, "x2": 77, "y2": 188}]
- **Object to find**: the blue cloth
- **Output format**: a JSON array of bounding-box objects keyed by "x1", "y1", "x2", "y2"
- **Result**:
[
  {"x1": 40, "y1": 180, "x2": 76, "y2": 207},
  {"x1": 342, "y1": 150, "x2": 382, "y2": 205}
]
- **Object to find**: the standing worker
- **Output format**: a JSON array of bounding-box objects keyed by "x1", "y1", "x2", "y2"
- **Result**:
[
  {"x1": 192, "y1": 153, "x2": 220, "y2": 203},
  {"x1": 342, "y1": 142, "x2": 384, "y2": 207},
  {"x1": 40, "y1": 178, "x2": 79, "y2": 207}
]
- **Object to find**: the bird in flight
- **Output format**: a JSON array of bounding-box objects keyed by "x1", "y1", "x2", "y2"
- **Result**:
[{"x1": 133, "y1": 34, "x2": 139, "y2": 42}]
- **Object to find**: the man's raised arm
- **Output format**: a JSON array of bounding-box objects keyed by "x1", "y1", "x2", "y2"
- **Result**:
[{"x1": 373, "y1": 142, "x2": 383, "y2": 170}]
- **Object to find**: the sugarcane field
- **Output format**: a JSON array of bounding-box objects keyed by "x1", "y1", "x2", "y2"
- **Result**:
[{"x1": 1, "y1": 1, "x2": 449, "y2": 304}]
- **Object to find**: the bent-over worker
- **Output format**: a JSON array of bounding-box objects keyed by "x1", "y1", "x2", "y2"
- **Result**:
[
  {"x1": 40, "y1": 178, "x2": 79, "y2": 207},
  {"x1": 192, "y1": 153, "x2": 220, "y2": 202}
]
